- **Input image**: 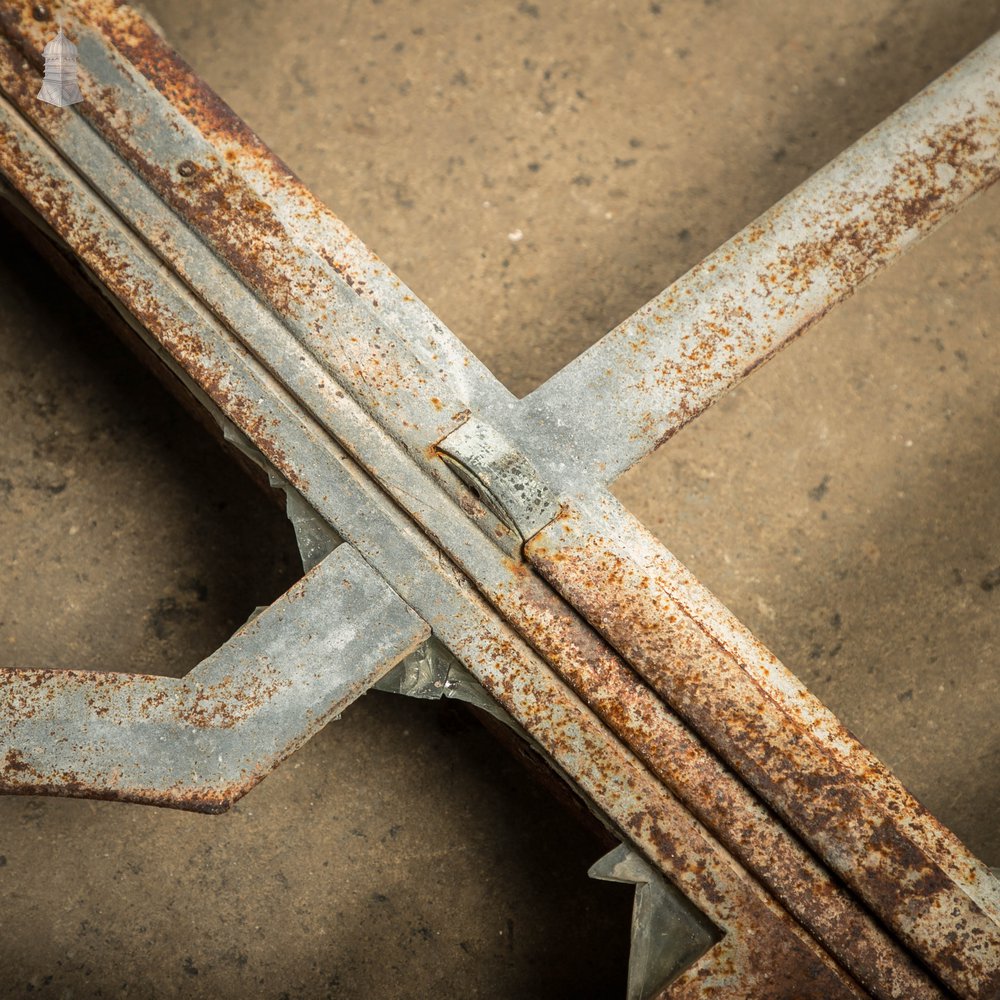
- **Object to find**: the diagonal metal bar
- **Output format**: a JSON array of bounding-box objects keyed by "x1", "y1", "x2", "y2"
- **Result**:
[
  {"x1": 519, "y1": 32, "x2": 1000, "y2": 488},
  {"x1": 0, "y1": 544, "x2": 430, "y2": 811},
  {"x1": 525, "y1": 490, "x2": 1000, "y2": 997},
  {"x1": 0, "y1": 0, "x2": 531, "y2": 557}
]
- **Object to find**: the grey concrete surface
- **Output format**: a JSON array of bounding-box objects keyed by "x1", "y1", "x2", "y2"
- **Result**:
[{"x1": 1, "y1": 0, "x2": 999, "y2": 997}]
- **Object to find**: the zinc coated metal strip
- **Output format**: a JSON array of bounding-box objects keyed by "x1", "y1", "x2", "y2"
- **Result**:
[
  {"x1": 0, "y1": 33, "x2": 510, "y2": 558},
  {"x1": 82, "y1": 0, "x2": 516, "y2": 421},
  {"x1": 0, "y1": 95, "x2": 867, "y2": 996},
  {"x1": 0, "y1": 544, "x2": 430, "y2": 811},
  {"x1": 519, "y1": 31, "x2": 1000, "y2": 489}
]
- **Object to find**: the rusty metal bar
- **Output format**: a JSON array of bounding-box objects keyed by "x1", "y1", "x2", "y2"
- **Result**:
[
  {"x1": 518, "y1": 32, "x2": 1000, "y2": 488},
  {"x1": 0, "y1": 545, "x2": 430, "y2": 810},
  {"x1": 525, "y1": 491, "x2": 1000, "y2": 997},
  {"x1": 1, "y1": 2, "x2": 998, "y2": 996}
]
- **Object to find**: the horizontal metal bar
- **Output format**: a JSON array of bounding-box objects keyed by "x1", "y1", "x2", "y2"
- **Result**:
[
  {"x1": 519, "y1": 32, "x2": 1000, "y2": 488},
  {"x1": 0, "y1": 544, "x2": 429, "y2": 811}
]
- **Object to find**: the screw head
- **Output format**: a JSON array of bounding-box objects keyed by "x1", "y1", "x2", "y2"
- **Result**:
[{"x1": 177, "y1": 160, "x2": 198, "y2": 178}]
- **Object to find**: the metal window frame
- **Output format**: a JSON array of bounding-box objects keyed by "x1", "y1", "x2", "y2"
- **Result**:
[{"x1": 0, "y1": 2, "x2": 998, "y2": 996}]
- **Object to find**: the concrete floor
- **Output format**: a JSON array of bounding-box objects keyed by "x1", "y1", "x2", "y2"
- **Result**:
[{"x1": 1, "y1": 0, "x2": 999, "y2": 997}]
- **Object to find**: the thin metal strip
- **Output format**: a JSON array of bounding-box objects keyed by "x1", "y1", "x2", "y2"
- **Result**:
[
  {"x1": 0, "y1": 1, "x2": 524, "y2": 553},
  {"x1": 86, "y1": 0, "x2": 518, "y2": 421},
  {"x1": 0, "y1": 544, "x2": 430, "y2": 811},
  {"x1": 519, "y1": 32, "x2": 1000, "y2": 488},
  {"x1": 0, "y1": 1, "x2": 514, "y2": 452},
  {"x1": 0, "y1": 31, "x2": 519, "y2": 563}
]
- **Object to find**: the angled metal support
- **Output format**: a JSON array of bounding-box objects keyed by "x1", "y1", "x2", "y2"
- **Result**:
[
  {"x1": 0, "y1": 544, "x2": 429, "y2": 811},
  {"x1": 1, "y1": 2, "x2": 998, "y2": 996},
  {"x1": 519, "y1": 35, "x2": 1000, "y2": 486}
]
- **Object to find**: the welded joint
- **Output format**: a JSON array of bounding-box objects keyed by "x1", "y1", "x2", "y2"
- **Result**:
[{"x1": 437, "y1": 416, "x2": 561, "y2": 541}]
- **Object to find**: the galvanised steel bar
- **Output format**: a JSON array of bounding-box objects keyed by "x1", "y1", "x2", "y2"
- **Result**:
[
  {"x1": 1, "y1": 1, "x2": 998, "y2": 995},
  {"x1": 0, "y1": 545, "x2": 430, "y2": 810},
  {"x1": 518, "y1": 32, "x2": 1000, "y2": 489}
]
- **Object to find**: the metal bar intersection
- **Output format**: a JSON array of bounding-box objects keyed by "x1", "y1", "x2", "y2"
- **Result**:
[{"x1": 0, "y1": 2, "x2": 998, "y2": 996}]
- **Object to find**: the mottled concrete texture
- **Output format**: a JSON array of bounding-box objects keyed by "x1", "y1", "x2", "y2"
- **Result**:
[{"x1": 1, "y1": 0, "x2": 999, "y2": 997}]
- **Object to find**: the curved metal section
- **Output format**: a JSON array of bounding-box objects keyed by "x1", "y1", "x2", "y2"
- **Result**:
[{"x1": 438, "y1": 417, "x2": 560, "y2": 540}]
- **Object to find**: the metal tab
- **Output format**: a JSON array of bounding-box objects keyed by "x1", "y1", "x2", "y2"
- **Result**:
[
  {"x1": 590, "y1": 843, "x2": 720, "y2": 1000},
  {"x1": 438, "y1": 417, "x2": 561, "y2": 540}
]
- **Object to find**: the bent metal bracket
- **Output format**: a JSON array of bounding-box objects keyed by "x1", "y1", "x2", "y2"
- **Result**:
[{"x1": 1, "y1": 3, "x2": 999, "y2": 997}]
